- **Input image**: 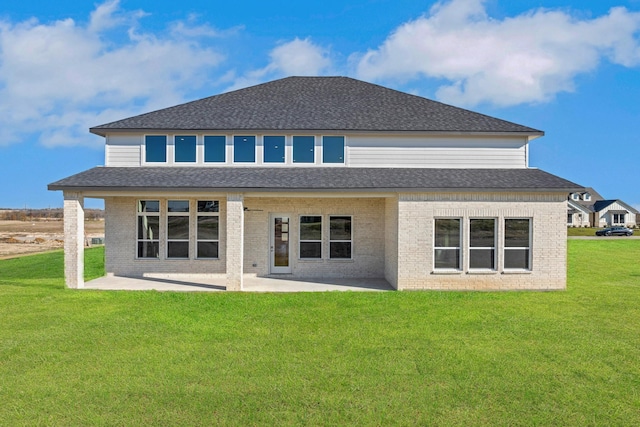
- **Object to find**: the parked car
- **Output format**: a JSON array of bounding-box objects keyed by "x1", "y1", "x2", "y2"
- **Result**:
[{"x1": 595, "y1": 226, "x2": 634, "y2": 236}]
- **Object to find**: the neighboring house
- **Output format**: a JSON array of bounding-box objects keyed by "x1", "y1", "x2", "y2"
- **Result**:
[
  {"x1": 49, "y1": 76, "x2": 582, "y2": 291},
  {"x1": 567, "y1": 188, "x2": 638, "y2": 227}
]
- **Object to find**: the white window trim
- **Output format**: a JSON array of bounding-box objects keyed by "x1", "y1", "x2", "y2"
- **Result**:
[
  {"x1": 142, "y1": 134, "x2": 168, "y2": 165},
  {"x1": 468, "y1": 218, "x2": 497, "y2": 271},
  {"x1": 136, "y1": 200, "x2": 160, "y2": 259},
  {"x1": 196, "y1": 200, "x2": 220, "y2": 260},
  {"x1": 167, "y1": 200, "x2": 190, "y2": 259},
  {"x1": 232, "y1": 135, "x2": 257, "y2": 164},
  {"x1": 298, "y1": 215, "x2": 323, "y2": 260},
  {"x1": 504, "y1": 218, "x2": 532, "y2": 271},
  {"x1": 329, "y1": 215, "x2": 353, "y2": 260},
  {"x1": 433, "y1": 217, "x2": 462, "y2": 271}
]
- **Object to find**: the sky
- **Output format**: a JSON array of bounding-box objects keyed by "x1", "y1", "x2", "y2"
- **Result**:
[{"x1": 0, "y1": 0, "x2": 639, "y2": 210}]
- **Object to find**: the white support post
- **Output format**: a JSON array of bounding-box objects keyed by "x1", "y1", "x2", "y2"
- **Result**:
[
  {"x1": 63, "y1": 192, "x2": 85, "y2": 289},
  {"x1": 226, "y1": 194, "x2": 244, "y2": 291}
]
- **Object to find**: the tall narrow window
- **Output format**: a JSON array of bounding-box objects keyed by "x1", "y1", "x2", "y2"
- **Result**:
[
  {"x1": 264, "y1": 136, "x2": 285, "y2": 163},
  {"x1": 175, "y1": 135, "x2": 196, "y2": 162},
  {"x1": 300, "y1": 215, "x2": 322, "y2": 258},
  {"x1": 434, "y1": 218, "x2": 461, "y2": 269},
  {"x1": 234, "y1": 136, "x2": 255, "y2": 162},
  {"x1": 293, "y1": 136, "x2": 314, "y2": 163},
  {"x1": 137, "y1": 200, "x2": 160, "y2": 258},
  {"x1": 504, "y1": 219, "x2": 531, "y2": 269},
  {"x1": 197, "y1": 201, "x2": 219, "y2": 259},
  {"x1": 469, "y1": 218, "x2": 496, "y2": 269},
  {"x1": 145, "y1": 135, "x2": 166, "y2": 163},
  {"x1": 204, "y1": 136, "x2": 226, "y2": 163},
  {"x1": 167, "y1": 200, "x2": 190, "y2": 259},
  {"x1": 322, "y1": 136, "x2": 345, "y2": 163},
  {"x1": 330, "y1": 216, "x2": 352, "y2": 259}
]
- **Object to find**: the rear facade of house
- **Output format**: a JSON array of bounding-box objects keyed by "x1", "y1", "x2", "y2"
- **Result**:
[{"x1": 49, "y1": 77, "x2": 582, "y2": 291}]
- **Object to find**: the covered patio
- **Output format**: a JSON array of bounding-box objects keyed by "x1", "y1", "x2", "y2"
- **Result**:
[{"x1": 83, "y1": 274, "x2": 394, "y2": 292}]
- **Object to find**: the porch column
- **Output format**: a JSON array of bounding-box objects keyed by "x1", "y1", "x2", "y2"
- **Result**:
[
  {"x1": 226, "y1": 193, "x2": 244, "y2": 291},
  {"x1": 63, "y1": 191, "x2": 85, "y2": 289}
]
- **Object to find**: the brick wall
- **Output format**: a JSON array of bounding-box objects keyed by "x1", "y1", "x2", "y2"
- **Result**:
[
  {"x1": 242, "y1": 197, "x2": 386, "y2": 278},
  {"x1": 396, "y1": 192, "x2": 567, "y2": 290},
  {"x1": 104, "y1": 196, "x2": 227, "y2": 278}
]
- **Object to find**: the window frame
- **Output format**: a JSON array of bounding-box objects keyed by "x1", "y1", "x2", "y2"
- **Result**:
[
  {"x1": 167, "y1": 200, "x2": 190, "y2": 259},
  {"x1": 322, "y1": 135, "x2": 345, "y2": 164},
  {"x1": 504, "y1": 218, "x2": 532, "y2": 270},
  {"x1": 292, "y1": 135, "x2": 315, "y2": 163},
  {"x1": 233, "y1": 135, "x2": 256, "y2": 163},
  {"x1": 204, "y1": 135, "x2": 226, "y2": 163},
  {"x1": 433, "y1": 218, "x2": 462, "y2": 270},
  {"x1": 174, "y1": 135, "x2": 197, "y2": 163},
  {"x1": 144, "y1": 135, "x2": 167, "y2": 163},
  {"x1": 196, "y1": 200, "x2": 220, "y2": 259},
  {"x1": 468, "y1": 218, "x2": 496, "y2": 270},
  {"x1": 329, "y1": 215, "x2": 352, "y2": 259},
  {"x1": 299, "y1": 215, "x2": 323, "y2": 259},
  {"x1": 263, "y1": 135, "x2": 286, "y2": 163},
  {"x1": 613, "y1": 213, "x2": 625, "y2": 224},
  {"x1": 136, "y1": 200, "x2": 160, "y2": 259}
]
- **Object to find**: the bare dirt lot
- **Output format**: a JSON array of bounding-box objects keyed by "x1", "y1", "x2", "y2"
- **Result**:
[{"x1": 0, "y1": 219, "x2": 105, "y2": 258}]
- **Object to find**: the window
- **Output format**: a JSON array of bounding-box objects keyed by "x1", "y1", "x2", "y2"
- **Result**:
[
  {"x1": 145, "y1": 136, "x2": 166, "y2": 162},
  {"x1": 234, "y1": 136, "x2": 256, "y2": 162},
  {"x1": 204, "y1": 136, "x2": 226, "y2": 163},
  {"x1": 567, "y1": 214, "x2": 573, "y2": 224},
  {"x1": 264, "y1": 136, "x2": 285, "y2": 163},
  {"x1": 583, "y1": 193, "x2": 591, "y2": 201},
  {"x1": 329, "y1": 216, "x2": 352, "y2": 259},
  {"x1": 293, "y1": 136, "x2": 314, "y2": 163},
  {"x1": 434, "y1": 218, "x2": 461, "y2": 269},
  {"x1": 197, "y1": 201, "x2": 219, "y2": 259},
  {"x1": 167, "y1": 200, "x2": 190, "y2": 259},
  {"x1": 300, "y1": 216, "x2": 322, "y2": 258},
  {"x1": 469, "y1": 219, "x2": 495, "y2": 269},
  {"x1": 613, "y1": 213, "x2": 625, "y2": 224},
  {"x1": 504, "y1": 219, "x2": 531, "y2": 269},
  {"x1": 137, "y1": 200, "x2": 160, "y2": 258},
  {"x1": 322, "y1": 136, "x2": 345, "y2": 163},
  {"x1": 175, "y1": 135, "x2": 196, "y2": 162}
]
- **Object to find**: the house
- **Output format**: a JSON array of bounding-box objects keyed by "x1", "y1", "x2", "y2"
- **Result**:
[
  {"x1": 568, "y1": 188, "x2": 638, "y2": 227},
  {"x1": 48, "y1": 76, "x2": 582, "y2": 291}
]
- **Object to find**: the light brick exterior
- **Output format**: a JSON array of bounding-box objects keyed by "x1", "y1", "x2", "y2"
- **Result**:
[
  {"x1": 93, "y1": 190, "x2": 568, "y2": 291},
  {"x1": 395, "y1": 192, "x2": 567, "y2": 290},
  {"x1": 104, "y1": 196, "x2": 227, "y2": 278},
  {"x1": 226, "y1": 194, "x2": 244, "y2": 291},
  {"x1": 242, "y1": 197, "x2": 386, "y2": 278},
  {"x1": 63, "y1": 192, "x2": 85, "y2": 289}
]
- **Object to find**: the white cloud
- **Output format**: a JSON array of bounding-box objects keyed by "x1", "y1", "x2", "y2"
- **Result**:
[
  {"x1": 0, "y1": 0, "x2": 226, "y2": 147},
  {"x1": 226, "y1": 37, "x2": 332, "y2": 91},
  {"x1": 356, "y1": 0, "x2": 640, "y2": 106}
]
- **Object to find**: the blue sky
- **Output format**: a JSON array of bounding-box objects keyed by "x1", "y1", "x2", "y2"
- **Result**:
[{"x1": 1, "y1": 0, "x2": 639, "y2": 210}]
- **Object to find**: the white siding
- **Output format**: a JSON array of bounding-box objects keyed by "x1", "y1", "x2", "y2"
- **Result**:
[
  {"x1": 105, "y1": 134, "x2": 141, "y2": 167},
  {"x1": 102, "y1": 132, "x2": 530, "y2": 169},
  {"x1": 347, "y1": 135, "x2": 528, "y2": 168}
]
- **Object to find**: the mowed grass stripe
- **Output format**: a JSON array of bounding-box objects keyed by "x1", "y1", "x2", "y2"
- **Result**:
[{"x1": 0, "y1": 241, "x2": 639, "y2": 425}]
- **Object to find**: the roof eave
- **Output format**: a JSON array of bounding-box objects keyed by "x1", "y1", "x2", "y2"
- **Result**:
[{"x1": 89, "y1": 128, "x2": 544, "y2": 138}]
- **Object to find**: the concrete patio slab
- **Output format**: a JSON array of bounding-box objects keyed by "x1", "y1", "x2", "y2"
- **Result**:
[{"x1": 82, "y1": 275, "x2": 394, "y2": 292}]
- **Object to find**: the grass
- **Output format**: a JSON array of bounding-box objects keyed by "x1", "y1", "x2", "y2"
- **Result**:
[{"x1": 1, "y1": 243, "x2": 639, "y2": 425}]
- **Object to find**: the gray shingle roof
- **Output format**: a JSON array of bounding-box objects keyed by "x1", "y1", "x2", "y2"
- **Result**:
[
  {"x1": 90, "y1": 77, "x2": 542, "y2": 135},
  {"x1": 48, "y1": 167, "x2": 581, "y2": 192}
]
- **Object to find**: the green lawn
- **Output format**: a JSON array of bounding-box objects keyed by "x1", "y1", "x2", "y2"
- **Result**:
[{"x1": 1, "y1": 242, "x2": 639, "y2": 426}]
